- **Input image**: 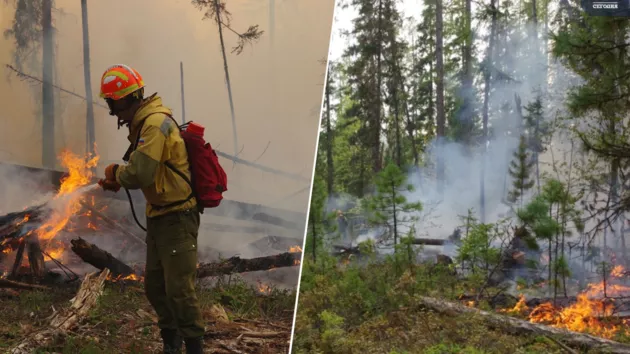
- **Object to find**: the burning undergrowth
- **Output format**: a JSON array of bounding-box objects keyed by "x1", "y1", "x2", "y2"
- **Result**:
[
  {"x1": 493, "y1": 264, "x2": 630, "y2": 340},
  {"x1": 0, "y1": 150, "x2": 300, "y2": 352}
]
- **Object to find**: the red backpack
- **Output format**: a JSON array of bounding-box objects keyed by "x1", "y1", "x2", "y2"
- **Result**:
[{"x1": 132, "y1": 114, "x2": 228, "y2": 213}]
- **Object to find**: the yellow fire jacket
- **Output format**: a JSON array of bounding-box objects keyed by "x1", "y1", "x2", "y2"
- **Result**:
[{"x1": 115, "y1": 93, "x2": 197, "y2": 218}]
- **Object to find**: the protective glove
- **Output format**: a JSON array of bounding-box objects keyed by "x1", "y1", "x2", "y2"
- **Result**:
[
  {"x1": 98, "y1": 179, "x2": 121, "y2": 193},
  {"x1": 104, "y1": 163, "x2": 119, "y2": 181}
]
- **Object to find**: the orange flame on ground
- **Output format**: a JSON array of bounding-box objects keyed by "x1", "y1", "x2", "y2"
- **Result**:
[
  {"x1": 289, "y1": 245, "x2": 302, "y2": 265},
  {"x1": 257, "y1": 281, "x2": 271, "y2": 294},
  {"x1": 107, "y1": 273, "x2": 143, "y2": 282},
  {"x1": 502, "y1": 265, "x2": 630, "y2": 339}
]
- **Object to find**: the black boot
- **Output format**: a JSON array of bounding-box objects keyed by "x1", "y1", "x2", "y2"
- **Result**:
[
  {"x1": 184, "y1": 337, "x2": 204, "y2": 354},
  {"x1": 160, "y1": 328, "x2": 183, "y2": 354}
]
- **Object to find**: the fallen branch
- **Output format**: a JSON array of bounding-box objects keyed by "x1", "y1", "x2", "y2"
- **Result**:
[
  {"x1": 197, "y1": 252, "x2": 301, "y2": 278},
  {"x1": 9, "y1": 269, "x2": 110, "y2": 354},
  {"x1": 240, "y1": 331, "x2": 285, "y2": 338},
  {"x1": 70, "y1": 238, "x2": 135, "y2": 277},
  {"x1": 415, "y1": 295, "x2": 630, "y2": 354},
  {"x1": 0, "y1": 278, "x2": 49, "y2": 291}
]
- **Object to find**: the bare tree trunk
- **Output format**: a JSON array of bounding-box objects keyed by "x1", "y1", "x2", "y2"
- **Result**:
[
  {"x1": 180, "y1": 61, "x2": 187, "y2": 124},
  {"x1": 42, "y1": 0, "x2": 55, "y2": 169},
  {"x1": 435, "y1": 0, "x2": 445, "y2": 195},
  {"x1": 325, "y1": 67, "x2": 334, "y2": 196},
  {"x1": 80, "y1": 0, "x2": 95, "y2": 159},
  {"x1": 214, "y1": 0, "x2": 239, "y2": 159},
  {"x1": 374, "y1": 0, "x2": 384, "y2": 173},
  {"x1": 480, "y1": 0, "x2": 498, "y2": 222}
]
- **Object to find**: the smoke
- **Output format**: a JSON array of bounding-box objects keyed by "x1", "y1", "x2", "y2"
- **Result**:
[
  {"x1": 0, "y1": 0, "x2": 334, "y2": 213},
  {"x1": 0, "y1": 1, "x2": 334, "y2": 287},
  {"x1": 403, "y1": 22, "x2": 573, "y2": 241},
  {"x1": 0, "y1": 164, "x2": 56, "y2": 214}
]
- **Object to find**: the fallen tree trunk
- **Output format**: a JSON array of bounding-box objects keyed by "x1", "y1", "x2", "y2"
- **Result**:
[
  {"x1": 416, "y1": 295, "x2": 630, "y2": 354},
  {"x1": 70, "y1": 238, "x2": 135, "y2": 277},
  {"x1": 9, "y1": 269, "x2": 110, "y2": 354},
  {"x1": 331, "y1": 244, "x2": 360, "y2": 256},
  {"x1": 410, "y1": 238, "x2": 446, "y2": 246},
  {"x1": 0, "y1": 278, "x2": 49, "y2": 290},
  {"x1": 197, "y1": 252, "x2": 301, "y2": 278}
]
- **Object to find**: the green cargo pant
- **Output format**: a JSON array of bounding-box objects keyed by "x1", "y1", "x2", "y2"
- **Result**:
[{"x1": 145, "y1": 208, "x2": 205, "y2": 338}]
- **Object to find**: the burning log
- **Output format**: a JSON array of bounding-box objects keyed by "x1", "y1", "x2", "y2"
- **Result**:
[
  {"x1": 9, "y1": 269, "x2": 110, "y2": 354},
  {"x1": 416, "y1": 296, "x2": 630, "y2": 354},
  {"x1": 197, "y1": 252, "x2": 301, "y2": 278},
  {"x1": 0, "y1": 205, "x2": 47, "y2": 247},
  {"x1": 26, "y1": 236, "x2": 46, "y2": 278},
  {"x1": 70, "y1": 238, "x2": 135, "y2": 277}
]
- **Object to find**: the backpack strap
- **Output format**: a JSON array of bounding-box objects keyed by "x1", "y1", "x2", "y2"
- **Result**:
[{"x1": 127, "y1": 113, "x2": 199, "y2": 212}]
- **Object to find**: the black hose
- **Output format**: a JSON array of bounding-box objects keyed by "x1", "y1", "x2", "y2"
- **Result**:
[{"x1": 125, "y1": 188, "x2": 147, "y2": 231}]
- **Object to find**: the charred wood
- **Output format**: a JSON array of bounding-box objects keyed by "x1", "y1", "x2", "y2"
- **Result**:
[
  {"x1": 10, "y1": 241, "x2": 26, "y2": 278},
  {"x1": 332, "y1": 245, "x2": 360, "y2": 256},
  {"x1": 410, "y1": 238, "x2": 447, "y2": 246},
  {"x1": 70, "y1": 238, "x2": 135, "y2": 277},
  {"x1": 197, "y1": 252, "x2": 301, "y2": 278},
  {"x1": 252, "y1": 213, "x2": 300, "y2": 230},
  {"x1": 416, "y1": 296, "x2": 630, "y2": 353},
  {"x1": 27, "y1": 236, "x2": 46, "y2": 278}
]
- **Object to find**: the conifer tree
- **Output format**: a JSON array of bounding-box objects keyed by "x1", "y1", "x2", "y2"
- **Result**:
[
  {"x1": 363, "y1": 162, "x2": 422, "y2": 247},
  {"x1": 507, "y1": 135, "x2": 536, "y2": 207}
]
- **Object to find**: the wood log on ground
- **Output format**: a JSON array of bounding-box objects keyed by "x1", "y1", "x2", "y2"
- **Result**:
[
  {"x1": 197, "y1": 252, "x2": 301, "y2": 278},
  {"x1": 331, "y1": 245, "x2": 361, "y2": 256},
  {"x1": 9, "y1": 269, "x2": 110, "y2": 354},
  {"x1": 0, "y1": 278, "x2": 49, "y2": 290},
  {"x1": 415, "y1": 295, "x2": 630, "y2": 354},
  {"x1": 252, "y1": 213, "x2": 300, "y2": 230},
  {"x1": 410, "y1": 238, "x2": 446, "y2": 246},
  {"x1": 70, "y1": 238, "x2": 135, "y2": 277}
]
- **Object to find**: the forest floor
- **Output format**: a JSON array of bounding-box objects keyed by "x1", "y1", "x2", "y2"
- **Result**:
[
  {"x1": 0, "y1": 278, "x2": 295, "y2": 353},
  {"x1": 292, "y1": 253, "x2": 630, "y2": 354}
]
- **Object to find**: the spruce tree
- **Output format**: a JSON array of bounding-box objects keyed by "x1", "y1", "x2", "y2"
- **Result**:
[
  {"x1": 507, "y1": 135, "x2": 536, "y2": 207},
  {"x1": 363, "y1": 162, "x2": 422, "y2": 247}
]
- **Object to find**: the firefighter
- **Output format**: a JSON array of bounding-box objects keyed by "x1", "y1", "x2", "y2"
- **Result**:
[{"x1": 98, "y1": 64, "x2": 204, "y2": 354}]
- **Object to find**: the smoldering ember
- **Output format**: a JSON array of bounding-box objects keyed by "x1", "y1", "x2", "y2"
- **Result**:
[{"x1": 0, "y1": 152, "x2": 303, "y2": 353}]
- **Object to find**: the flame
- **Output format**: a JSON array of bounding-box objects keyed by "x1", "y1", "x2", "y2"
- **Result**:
[
  {"x1": 35, "y1": 150, "x2": 99, "y2": 258},
  {"x1": 107, "y1": 273, "x2": 143, "y2": 282},
  {"x1": 502, "y1": 265, "x2": 630, "y2": 340},
  {"x1": 45, "y1": 245, "x2": 65, "y2": 261},
  {"x1": 500, "y1": 294, "x2": 529, "y2": 316},
  {"x1": 584, "y1": 265, "x2": 630, "y2": 298},
  {"x1": 257, "y1": 281, "x2": 271, "y2": 294},
  {"x1": 528, "y1": 294, "x2": 621, "y2": 338},
  {"x1": 289, "y1": 245, "x2": 302, "y2": 253}
]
